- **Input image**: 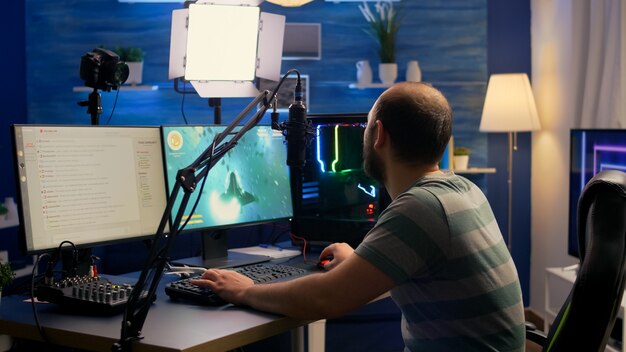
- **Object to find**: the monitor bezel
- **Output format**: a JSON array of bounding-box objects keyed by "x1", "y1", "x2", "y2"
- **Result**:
[
  {"x1": 159, "y1": 124, "x2": 294, "y2": 236},
  {"x1": 11, "y1": 124, "x2": 170, "y2": 255}
]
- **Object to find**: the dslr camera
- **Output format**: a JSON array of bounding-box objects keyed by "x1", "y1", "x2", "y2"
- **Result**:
[{"x1": 80, "y1": 48, "x2": 129, "y2": 91}]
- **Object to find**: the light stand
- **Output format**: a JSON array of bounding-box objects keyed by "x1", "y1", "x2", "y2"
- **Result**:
[
  {"x1": 209, "y1": 97, "x2": 222, "y2": 124},
  {"x1": 172, "y1": 77, "x2": 223, "y2": 124}
]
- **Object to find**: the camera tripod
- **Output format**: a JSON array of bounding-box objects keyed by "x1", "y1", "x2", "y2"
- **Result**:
[{"x1": 77, "y1": 88, "x2": 103, "y2": 126}]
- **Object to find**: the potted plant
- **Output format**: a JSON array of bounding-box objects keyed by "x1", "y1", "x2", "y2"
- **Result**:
[
  {"x1": 453, "y1": 146, "x2": 471, "y2": 170},
  {"x1": 114, "y1": 47, "x2": 144, "y2": 86},
  {"x1": 0, "y1": 261, "x2": 15, "y2": 303},
  {"x1": 359, "y1": 1, "x2": 400, "y2": 84}
]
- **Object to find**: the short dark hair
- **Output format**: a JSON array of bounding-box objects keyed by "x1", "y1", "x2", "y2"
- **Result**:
[{"x1": 372, "y1": 82, "x2": 452, "y2": 165}]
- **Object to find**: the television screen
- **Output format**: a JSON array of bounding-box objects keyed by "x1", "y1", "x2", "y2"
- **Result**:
[{"x1": 569, "y1": 129, "x2": 626, "y2": 257}]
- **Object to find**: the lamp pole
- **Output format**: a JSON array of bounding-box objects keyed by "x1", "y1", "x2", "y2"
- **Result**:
[{"x1": 506, "y1": 132, "x2": 515, "y2": 252}]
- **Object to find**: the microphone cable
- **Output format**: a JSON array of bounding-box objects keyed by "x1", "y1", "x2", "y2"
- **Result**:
[
  {"x1": 180, "y1": 80, "x2": 190, "y2": 125},
  {"x1": 104, "y1": 87, "x2": 122, "y2": 125},
  {"x1": 30, "y1": 240, "x2": 79, "y2": 344},
  {"x1": 30, "y1": 253, "x2": 51, "y2": 345}
]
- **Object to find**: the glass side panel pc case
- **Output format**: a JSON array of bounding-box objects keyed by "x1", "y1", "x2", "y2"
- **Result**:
[
  {"x1": 160, "y1": 125, "x2": 293, "y2": 232},
  {"x1": 569, "y1": 129, "x2": 626, "y2": 258},
  {"x1": 291, "y1": 113, "x2": 389, "y2": 248},
  {"x1": 11, "y1": 125, "x2": 169, "y2": 254}
]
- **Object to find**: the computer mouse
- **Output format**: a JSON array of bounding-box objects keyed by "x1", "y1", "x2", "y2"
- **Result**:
[{"x1": 317, "y1": 255, "x2": 334, "y2": 269}]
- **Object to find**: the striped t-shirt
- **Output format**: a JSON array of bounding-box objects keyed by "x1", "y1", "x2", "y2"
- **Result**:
[{"x1": 355, "y1": 172, "x2": 525, "y2": 352}]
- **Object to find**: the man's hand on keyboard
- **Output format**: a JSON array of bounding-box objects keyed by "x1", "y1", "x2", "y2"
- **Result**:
[{"x1": 190, "y1": 269, "x2": 254, "y2": 305}]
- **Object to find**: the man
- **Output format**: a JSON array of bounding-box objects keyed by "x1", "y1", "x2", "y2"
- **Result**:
[{"x1": 193, "y1": 82, "x2": 526, "y2": 351}]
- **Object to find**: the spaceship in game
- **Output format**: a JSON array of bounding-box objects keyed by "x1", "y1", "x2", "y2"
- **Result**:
[{"x1": 220, "y1": 171, "x2": 256, "y2": 206}]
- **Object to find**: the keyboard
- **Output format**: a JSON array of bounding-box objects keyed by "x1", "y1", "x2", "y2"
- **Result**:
[
  {"x1": 35, "y1": 275, "x2": 150, "y2": 315},
  {"x1": 165, "y1": 262, "x2": 316, "y2": 306}
]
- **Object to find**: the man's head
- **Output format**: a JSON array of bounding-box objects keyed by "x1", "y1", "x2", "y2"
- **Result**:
[{"x1": 363, "y1": 82, "x2": 452, "y2": 183}]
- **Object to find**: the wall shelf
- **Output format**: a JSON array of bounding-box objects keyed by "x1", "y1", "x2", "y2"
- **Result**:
[
  {"x1": 72, "y1": 85, "x2": 159, "y2": 92},
  {"x1": 348, "y1": 82, "x2": 392, "y2": 89},
  {"x1": 453, "y1": 167, "x2": 496, "y2": 174},
  {"x1": 349, "y1": 81, "x2": 486, "y2": 90}
]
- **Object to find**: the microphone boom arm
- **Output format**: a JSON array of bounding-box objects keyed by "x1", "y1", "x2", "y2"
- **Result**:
[{"x1": 113, "y1": 89, "x2": 272, "y2": 352}]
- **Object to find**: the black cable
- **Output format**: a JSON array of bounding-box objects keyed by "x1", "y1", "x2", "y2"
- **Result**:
[
  {"x1": 55, "y1": 240, "x2": 78, "y2": 278},
  {"x1": 268, "y1": 225, "x2": 292, "y2": 245},
  {"x1": 104, "y1": 87, "x2": 122, "y2": 125},
  {"x1": 31, "y1": 253, "x2": 51, "y2": 344},
  {"x1": 181, "y1": 80, "x2": 189, "y2": 125}
]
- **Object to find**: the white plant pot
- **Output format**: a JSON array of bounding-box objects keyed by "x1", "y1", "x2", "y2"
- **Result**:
[
  {"x1": 454, "y1": 155, "x2": 469, "y2": 170},
  {"x1": 379, "y1": 63, "x2": 398, "y2": 85},
  {"x1": 125, "y1": 61, "x2": 143, "y2": 85},
  {"x1": 406, "y1": 60, "x2": 422, "y2": 82}
]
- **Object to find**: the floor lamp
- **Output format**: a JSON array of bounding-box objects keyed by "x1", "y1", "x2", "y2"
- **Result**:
[{"x1": 479, "y1": 73, "x2": 541, "y2": 252}]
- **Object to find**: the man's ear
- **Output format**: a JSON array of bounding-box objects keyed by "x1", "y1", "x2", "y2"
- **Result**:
[{"x1": 373, "y1": 119, "x2": 386, "y2": 149}]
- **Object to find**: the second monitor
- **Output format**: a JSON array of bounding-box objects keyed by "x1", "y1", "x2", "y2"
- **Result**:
[{"x1": 161, "y1": 125, "x2": 293, "y2": 268}]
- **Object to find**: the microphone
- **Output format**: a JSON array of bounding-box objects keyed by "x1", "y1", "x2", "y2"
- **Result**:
[
  {"x1": 285, "y1": 77, "x2": 309, "y2": 168},
  {"x1": 270, "y1": 94, "x2": 281, "y2": 131}
]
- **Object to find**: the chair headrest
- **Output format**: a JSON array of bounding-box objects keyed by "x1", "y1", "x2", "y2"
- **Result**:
[
  {"x1": 577, "y1": 170, "x2": 626, "y2": 262},
  {"x1": 582, "y1": 170, "x2": 626, "y2": 197}
]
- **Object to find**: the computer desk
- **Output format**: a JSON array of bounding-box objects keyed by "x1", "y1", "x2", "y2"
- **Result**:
[{"x1": 0, "y1": 269, "x2": 323, "y2": 352}]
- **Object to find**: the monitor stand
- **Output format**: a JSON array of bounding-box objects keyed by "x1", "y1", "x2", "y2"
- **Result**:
[{"x1": 171, "y1": 230, "x2": 271, "y2": 269}]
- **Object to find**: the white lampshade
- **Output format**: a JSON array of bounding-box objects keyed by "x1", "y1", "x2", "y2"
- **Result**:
[
  {"x1": 266, "y1": 0, "x2": 314, "y2": 6},
  {"x1": 479, "y1": 73, "x2": 541, "y2": 132}
]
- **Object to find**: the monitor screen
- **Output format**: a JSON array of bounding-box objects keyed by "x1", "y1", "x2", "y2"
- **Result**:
[
  {"x1": 161, "y1": 125, "x2": 293, "y2": 232},
  {"x1": 12, "y1": 125, "x2": 168, "y2": 254},
  {"x1": 569, "y1": 129, "x2": 626, "y2": 257},
  {"x1": 291, "y1": 113, "x2": 388, "y2": 248}
]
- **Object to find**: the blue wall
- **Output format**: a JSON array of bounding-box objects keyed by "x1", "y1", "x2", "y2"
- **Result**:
[
  {"x1": 1, "y1": 0, "x2": 531, "y2": 306},
  {"x1": 24, "y1": 0, "x2": 489, "y2": 173},
  {"x1": 0, "y1": 1, "x2": 27, "y2": 266}
]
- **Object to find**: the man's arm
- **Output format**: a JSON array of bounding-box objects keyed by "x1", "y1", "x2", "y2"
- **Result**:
[{"x1": 193, "y1": 252, "x2": 395, "y2": 320}]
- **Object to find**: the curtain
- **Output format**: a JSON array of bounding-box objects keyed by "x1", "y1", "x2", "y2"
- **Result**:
[{"x1": 572, "y1": 0, "x2": 624, "y2": 128}]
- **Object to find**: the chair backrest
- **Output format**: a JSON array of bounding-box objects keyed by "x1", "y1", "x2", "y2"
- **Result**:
[{"x1": 544, "y1": 170, "x2": 626, "y2": 352}]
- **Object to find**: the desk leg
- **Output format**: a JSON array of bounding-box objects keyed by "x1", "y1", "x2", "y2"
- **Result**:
[
  {"x1": 292, "y1": 320, "x2": 327, "y2": 352},
  {"x1": 292, "y1": 326, "x2": 305, "y2": 352},
  {"x1": 308, "y1": 319, "x2": 326, "y2": 352},
  {"x1": 0, "y1": 335, "x2": 11, "y2": 352}
]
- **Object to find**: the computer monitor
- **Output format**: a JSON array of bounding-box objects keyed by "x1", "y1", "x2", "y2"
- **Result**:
[
  {"x1": 290, "y1": 113, "x2": 389, "y2": 248},
  {"x1": 160, "y1": 125, "x2": 293, "y2": 268},
  {"x1": 11, "y1": 125, "x2": 168, "y2": 255},
  {"x1": 569, "y1": 129, "x2": 626, "y2": 258}
]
